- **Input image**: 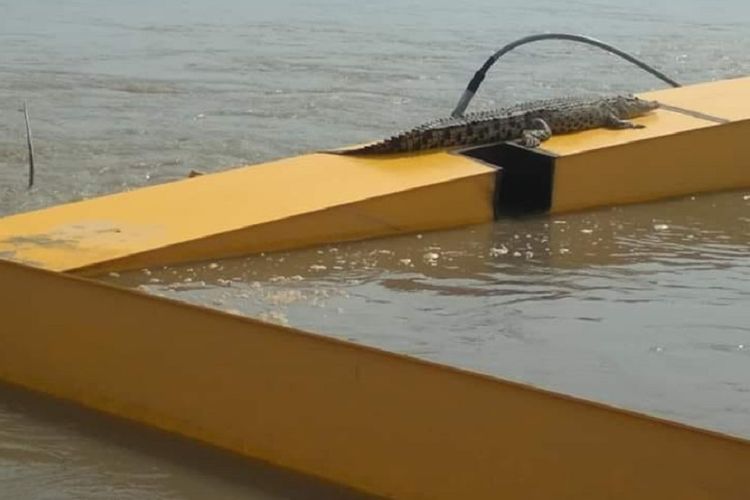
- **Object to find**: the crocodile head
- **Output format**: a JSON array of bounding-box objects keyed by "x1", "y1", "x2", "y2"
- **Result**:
[{"x1": 610, "y1": 95, "x2": 660, "y2": 118}]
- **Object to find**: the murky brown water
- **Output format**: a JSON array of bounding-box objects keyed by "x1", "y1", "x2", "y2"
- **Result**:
[{"x1": 1, "y1": 0, "x2": 750, "y2": 497}]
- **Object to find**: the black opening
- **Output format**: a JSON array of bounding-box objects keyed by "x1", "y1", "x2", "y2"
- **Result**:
[{"x1": 459, "y1": 142, "x2": 556, "y2": 217}]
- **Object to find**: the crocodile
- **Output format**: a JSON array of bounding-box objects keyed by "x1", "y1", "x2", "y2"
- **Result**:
[{"x1": 334, "y1": 95, "x2": 659, "y2": 155}]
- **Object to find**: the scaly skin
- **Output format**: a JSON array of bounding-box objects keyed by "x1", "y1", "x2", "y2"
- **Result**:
[{"x1": 334, "y1": 95, "x2": 659, "y2": 155}]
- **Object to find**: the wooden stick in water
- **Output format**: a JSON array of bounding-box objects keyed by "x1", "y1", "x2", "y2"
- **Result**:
[{"x1": 23, "y1": 101, "x2": 35, "y2": 189}]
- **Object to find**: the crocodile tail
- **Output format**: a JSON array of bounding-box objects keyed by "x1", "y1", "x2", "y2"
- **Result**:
[{"x1": 334, "y1": 133, "x2": 410, "y2": 156}]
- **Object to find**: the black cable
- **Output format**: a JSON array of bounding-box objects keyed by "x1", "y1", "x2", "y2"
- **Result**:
[
  {"x1": 451, "y1": 33, "x2": 681, "y2": 117},
  {"x1": 23, "y1": 102, "x2": 35, "y2": 189}
]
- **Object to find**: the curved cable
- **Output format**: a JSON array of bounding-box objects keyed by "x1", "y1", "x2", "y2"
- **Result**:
[{"x1": 451, "y1": 33, "x2": 681, "y2": 117}]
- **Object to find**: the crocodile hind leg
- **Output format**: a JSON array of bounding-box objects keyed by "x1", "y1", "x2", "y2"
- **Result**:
[{"x1": 519, "y1": 118, "x2": 552, "y2": 148}]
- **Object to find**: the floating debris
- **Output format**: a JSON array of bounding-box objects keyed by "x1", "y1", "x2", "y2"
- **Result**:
[{"x1": 489, "y1": 245, "x2": 509, "y2": 257}]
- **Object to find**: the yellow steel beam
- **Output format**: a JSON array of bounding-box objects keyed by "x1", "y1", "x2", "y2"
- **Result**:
[
  {"x1": 0, "y1": 77, "x2": 749, "y2": 274},
  {"x1": 0, "y1": 152, "x2": 496, "y2": 274},
  {"x1": 545, "y1": 76, "x2": 750, "y2": 212},
  {"x1": 0, "y1": 258, "x2": 748, "y2": 499}
]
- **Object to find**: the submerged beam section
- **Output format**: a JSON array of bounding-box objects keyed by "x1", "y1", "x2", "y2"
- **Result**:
[{"x1": 0, "y1": 259, "x2": 748, "y2": 499}]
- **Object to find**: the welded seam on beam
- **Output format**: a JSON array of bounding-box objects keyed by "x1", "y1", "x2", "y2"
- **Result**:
[{"x1": 658, "y1": 103, "x2": 730, "y2": 124}]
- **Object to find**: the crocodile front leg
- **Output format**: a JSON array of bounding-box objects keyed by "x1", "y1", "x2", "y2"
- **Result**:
[
  {"x1": 519, "y1": 118, "x2": 552, "y2": 147},
  {"x1": 605, "y1": 113, "x2": 645, "y2": 129},
  {"x1": 602, "y1": 103, "x2": 646, "y2": 129}
]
